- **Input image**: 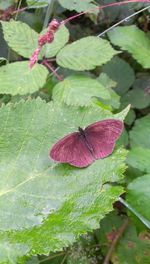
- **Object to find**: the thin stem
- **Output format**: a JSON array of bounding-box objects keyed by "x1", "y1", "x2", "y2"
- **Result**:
[
  {"x1": 62, "y1": 0, "x2": 150, "y2": 25},
  {"x1": 14, "y1": 0, "x2": 23, "y2": 20},
  {"x1": 39, "y1": 252, "x2": 65, "y2": 263},
  {"x1": 103, "y1": 219, "x2": 129, "y2": 264},
  {"x1": 119, "y1": 197, "x2": 150, "y2": 229},
  {"x1": 98, "y1": 4, "x2": 150, "y2": 37},
  {"x1": 42, "y1": 0, "x2": 56, "y2": 30},
  {"x1": 42, "y1": 59, "x2": 63, "y2": 81}
]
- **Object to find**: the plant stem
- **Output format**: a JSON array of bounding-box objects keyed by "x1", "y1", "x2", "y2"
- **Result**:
[
  {"x1": 98, "y1": 4, "x2": 150, "y2": 37},
  {"x1": 119, "y1": 197, "x2": 150, "y2": 229},
  {"x1": 42, "y1": 59, "x2": 63, "y2": 81},
  {"x1": 43, "y1": 0, "x2": 56, "y2": 30},
  {"x1": 103, "y1": 219, "x2": 129, "y2": 264},
  {"x1": 62, "y1": 0, "x2": 150, "y2": 25}
]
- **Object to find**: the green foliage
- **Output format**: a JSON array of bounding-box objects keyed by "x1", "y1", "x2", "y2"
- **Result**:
[
  {"x1": 0, "y1": 61, "x2": 48, "y2": 95},
  {"x1": 113, "y1": 224, "x2": 150, "y2": 264},
  {"x1": 52, "y1": 75, "x2": 110, "y2": 106},
  {"x1": 0, "y1": 2, "x2": 150, "y2": 262},
  {"x1": 127, "y1": 175, "x2": 150, "y2": 223},
  {"x1": 58, "y1": 0, "x2": 98, "y2": 13},
  {"x1": 27, "y1": 0, "x2": 50, "y2": 8},
  {"x1": 108, "y1": 26, "x2": 150, "y2": 68},
  {"x1": 0, "y1": 99, "x2": 127, "y2": 262},
  {"x1": 97, "y1": 73, "x2": 120, "y2": 109},
  {"x1": 2, "y1": 21, "x2": 69, "y2": 59},
  {"x1": 102, "y1": 56, "x2": 135, "y2": 95},
  {"x1": 130, "y1": 115, "x2": 150, "y2": 148},
  {"x1": 56, "y1": 36, "x2": 118, "y2": 70},
  {"x1": 2, "y1": 20, "x2": 38, "y2": 58},
  {"x1": 127, "y1": 147, "x2": 150, "y2": 174}
]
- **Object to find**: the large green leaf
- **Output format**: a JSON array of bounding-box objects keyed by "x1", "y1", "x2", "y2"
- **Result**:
[
  {"x1": 52, "y1": 75, "x2": 110, "y2": 106},
  {"x1": 0, "y1": 99, "x2": 128, "y2": 263},
  {"x1": 127, "y1": 147, "x2": 150, "y2": 174},
  {"x1": 56, "y1": 36, "x2": 118, "y2": 71},
  {"x1": 108, "y1": 26, "x2": 150, "y2": 69},
  {"x1": 0, "y1": 61, "x2": 48, "y2": 95},
  {"x1": 2, "y1": 21, "x2": 69, "y2": 59},
  {"x1": 130, "y1": 114, "x2": 150, "y2": 148},
  {"x1": 1, "y1": 20, "x2": 38, "y2": 58},
  {"x1": 102, "y1": 56, "x2": 135, "y2": 95},
  {"x1": 58, "y1": 0, "x2": 98, "y2": 13},
  {"x1": 127, "y1": 174, "x2": 150, "y2": 223}
]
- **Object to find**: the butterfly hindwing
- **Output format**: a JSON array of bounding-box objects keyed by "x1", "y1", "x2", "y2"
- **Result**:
[
  {"x1": 85, "y1": 119, "x2": 123, "y2": 159},
  {"x1": 50, "y1": 132, "x2": 94, "y2": 167}
]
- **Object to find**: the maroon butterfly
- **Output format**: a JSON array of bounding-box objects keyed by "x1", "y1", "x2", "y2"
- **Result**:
[{"x1": 50, "y1": 119, "x2": 123, "y2": 168}]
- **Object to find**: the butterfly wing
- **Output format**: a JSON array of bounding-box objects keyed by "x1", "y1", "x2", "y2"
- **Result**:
[
  {"x1": 50, "y1": 132, "x2": 94, "y2": 168},
  {"x1": 85, "y1": 119, "x2": 123, "y2": 159}
]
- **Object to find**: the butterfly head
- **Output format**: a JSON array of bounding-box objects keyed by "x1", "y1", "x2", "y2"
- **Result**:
[{"x1": 78, "y1": 127, "x2": 85, "y2": 136}]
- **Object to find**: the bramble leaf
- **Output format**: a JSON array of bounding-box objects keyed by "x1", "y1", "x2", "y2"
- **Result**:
[
  {"x1": 102, "y1": 56, "x2": 135, "y2": 95},
  {"x1": 127, "y1": 175, "x2": 150, "y2": 224},
  {"x1": 108, "y1": 26, "x2": 150, "y2": 69},
  {"x1": 58, "y1": 0, "x2": 98, "y2": 13},
  {"x1": 2, "y1": 20, "x2": 69, "y2": 59},
  {"x1": 130, "y1": 114, "x2": 150, "y2": 148},
  {"x1": 0, "y1": 61, "x2": 48, "y2": 95},
  {"x1": 0, "y1": 99, "x2": 128, "y2": 263},
  {"x1": 57, "y1": 36, "x2": 118, "y2": 71},
  {"x1": 127, "y1": 147, "x2": 150, "y2": 174},
  {"x1": 52, "y1": 75, "x2": 110, "y2": 106},
  {"x1": 1, "y1": 20, "x2": 38, "y2": 58}
]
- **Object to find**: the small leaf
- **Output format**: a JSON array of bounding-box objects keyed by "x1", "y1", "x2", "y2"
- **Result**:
[
  {"x1": 98, "y1": 73, "x2": 120, "y2": 109},
  {"x1": 0, "y1": 61, "x2": 48, "y2": 95},
  {"x1": 102, "y1": 56, "x2": 135, "y2": 95},
  {"x1": 58, "y1": 0, "x2": 98, "y2": 13},
  {"x1": 130, "y1": 114, "x2": 150, "y2": 148},
  {"x1": 52, "y1": 75, "x2": 110, "y2": 106},
  {"x1": 56, "y1": 36, "x2": 118, "y2": 71},
  {"x1": 0, "y1": 99, "x2": 127, "y2": 262},
  {"x1": 1, "y1": 20, "x2": 38, "y2": 58},
  {"x1": 127, "y1": 147, "x2": 150, "y2": 174},
  {"x1": 108, "y1": 26, "x2": 150, "y2": 69},
  {"x1": 113, "y1": 224, "x2": 150, "y2": 264},
  {"x1": 125, "y1": 109, "x2": 136, "y2": 126},
  {"x1": 127, "y1": 174, "x2": 150, "y2": 223},
  {"x1": 121, "y1": 88, "x2": 150, "y2": 109},
  {"x1": 43, "y1": 26, "x2": 70, "y2": 58}
]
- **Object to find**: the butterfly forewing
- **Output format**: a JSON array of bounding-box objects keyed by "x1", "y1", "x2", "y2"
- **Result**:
[
  {"x1": 50, "y1": 132, "x2": 94, "y2": 167},
  {"x1": 85, "y1": 119, "x2": 123, "y2": 159}
]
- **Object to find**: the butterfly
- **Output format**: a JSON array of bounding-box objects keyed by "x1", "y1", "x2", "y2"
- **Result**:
[{"x1": 49, "y1": 119, "x2": 123, "y2": 168}]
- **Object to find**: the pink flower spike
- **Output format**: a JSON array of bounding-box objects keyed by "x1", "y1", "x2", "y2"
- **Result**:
[
  {"x1": 49, "y1": 19, "x2": 60, "y2": 31},
  {"x1": 29, "y1": 47, "x2": 41, "y2": 69}
]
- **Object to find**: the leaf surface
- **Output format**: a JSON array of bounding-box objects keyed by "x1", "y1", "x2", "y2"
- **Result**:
[
  {"x1": 127, "y1": 147, "x2": 150, "y2": 174},
  {"x1": 0, "y1": 99, "x2": 128, "y2": 263},
  {"x1": 0, "y1": 61, "x2": 48, "y2": 95},
  {"x1": 108, "y1": 26, "x2": 150, "y2": 68},
  {"x1": 56, "y1": 36, "x2": 118, "y2": 71},
  {"x1": 2, "y1": 20, "x2": 38, "y2": 58},
  {"x1": 58, "y1": 0, "x2": 98, "y2": 13},
  {"x1": 127, "y1": 175, "x2": 150, "y2": 223},
  {"x1": 102, "y1": 56, "x2": 135, "y2": 95},
  {"x1": 52, "y1": 75, "x2": 110, "y2": 106},
  {"x1": 130, "y1": 114, "x2": 150, "y2": 148}
]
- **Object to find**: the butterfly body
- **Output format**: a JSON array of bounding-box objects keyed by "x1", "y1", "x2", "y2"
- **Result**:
[{"x1": 50, "y1": 119, "x2": 123, "y2": 168}]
